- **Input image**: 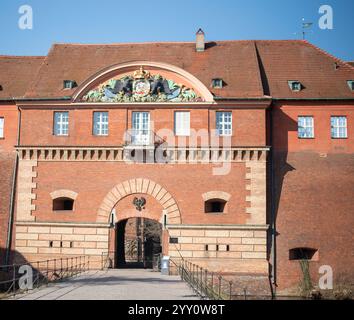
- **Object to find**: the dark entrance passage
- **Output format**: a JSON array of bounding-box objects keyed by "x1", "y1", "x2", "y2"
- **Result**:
[{"x1": 116, "y1": 218, "x2": 162, "y2": 269}]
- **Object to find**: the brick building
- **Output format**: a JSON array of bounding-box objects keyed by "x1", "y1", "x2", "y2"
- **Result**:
[{"x1": 0, "y1": 32, "x2": 353, "y2": 295}]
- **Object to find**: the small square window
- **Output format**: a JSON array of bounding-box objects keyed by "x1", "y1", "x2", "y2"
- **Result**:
[
  {"x1": 63, "y1": 80, "x2": 77, "y2": 90},
  {"x1": 212, "y1": 79, "x2": 223, "y2": 89},
  {"x1": 288, "y1": 81, "x2": 302, "y2": 92},
  {"x1": 347, "y1": 80, "x2": 354, "y2": 91},
  {"x1": 169, "y1": 237, "x2": 179, "y2": 244},
  {"x1": 298, "y1": 116, "x2": 314, "y2": 139},
  {"x1": 331, "y1": 116, "x2": 348, "y2": 139}
]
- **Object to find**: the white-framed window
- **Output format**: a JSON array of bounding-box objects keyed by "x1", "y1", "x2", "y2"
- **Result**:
[
  {"x1": 298, "y1": 116, "x2": 314, "y2": 139},
  {"x1": 216, "y1": 111, "x2": 232, "y2": 136},
  {"x1": 174, "y1": 111, "x2": 190, "y2": 136},
  {"x1": 0, "y1": 117, "x2": 4, "y2": 138},
  {"x1": 331, "y1": 116, "x2": 348, "y2": 139},
  {"x1": 54, "y1": 112, "x2": 69, "y2": 136},
  {"x1": 132, "y1": 112, "x2": 150, "y2": 145},
  {"x1": 93, "y1": 111, "x2": 109, "y2": 136}
]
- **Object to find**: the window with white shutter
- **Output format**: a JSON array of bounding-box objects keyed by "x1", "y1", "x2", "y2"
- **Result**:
[
  {"x1": 0, "y1": 118, "x2": 4, "y2": 138},
  {"x1": 174, "y1": 111, "x2": 190, "y2": 136}
]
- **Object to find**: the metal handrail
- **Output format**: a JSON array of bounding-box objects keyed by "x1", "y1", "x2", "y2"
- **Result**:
[
  {"x1": 171, "y1": 259, "x2": 234, "y2": 300},
  {"x1": 124, "y1": 130, "x2": 165, "y2": 147},
  {"x1": 0, "y1": 256, "x2": 90, "y2": 299},
  {"x1": 172, "y1": 259, "x2": 275, "y2": 300}
]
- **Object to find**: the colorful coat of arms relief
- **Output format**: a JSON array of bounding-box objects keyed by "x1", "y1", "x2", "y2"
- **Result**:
[{"x1": 81, "y1": 66, "x2": 203, "y2": 103}]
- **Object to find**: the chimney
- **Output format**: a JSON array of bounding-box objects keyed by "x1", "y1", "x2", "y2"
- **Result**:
[{"x1": 196, "y1": 28, "x2": 205, "y2": 52}]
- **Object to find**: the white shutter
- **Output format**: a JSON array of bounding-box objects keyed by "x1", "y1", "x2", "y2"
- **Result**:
[
  {"x1": 0, "y1": 118, "x2": 4, "y2": 138},
  {"x1": 182, "y1": 112, "x2": 190, "y2": 136},
  {"x1": 175, "y1": 112, "x2": 190, "y2": 136}
]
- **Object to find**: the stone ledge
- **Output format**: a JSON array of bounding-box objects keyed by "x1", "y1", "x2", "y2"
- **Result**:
[
  {"x1": 167, "y1": 224, "x2": 269, "y2": 230},
  {"x1": 17, "y1": 146, "x2": 270, "y2": 163},
  {"x1": 16, "y1": 221, "x2": 110, "y2": 228}
]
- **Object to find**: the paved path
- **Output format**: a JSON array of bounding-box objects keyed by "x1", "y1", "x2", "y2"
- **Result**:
[{"x1": 14, "y1": 269, "x2": 199, "y2": 300}]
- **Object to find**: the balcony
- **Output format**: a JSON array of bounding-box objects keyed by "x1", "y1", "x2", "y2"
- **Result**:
[{"x1": 124, "y1": 130, "x2": 165, "y2": 147}]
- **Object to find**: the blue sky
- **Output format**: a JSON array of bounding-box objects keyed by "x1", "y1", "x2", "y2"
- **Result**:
[{"x1": 0, "y1": 0, "x2": 353, "y2": 61}]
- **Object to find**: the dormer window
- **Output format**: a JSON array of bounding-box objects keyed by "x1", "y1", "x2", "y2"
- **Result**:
[
  {"x1": 63, "y1": 80, "x2": 77, "y2": 90},
  {"x1": 212, "y1": 78, "x2": 224, "y2": 89},
  {"x1": 288, "y1": 80, "x2": 302, "y2": 92},
  {"x1": 0, "y1": 85, "x2": 3, "y2": 91},
  {"x1": 347, "y1": 80, "x2": 354, "y2": 91}
]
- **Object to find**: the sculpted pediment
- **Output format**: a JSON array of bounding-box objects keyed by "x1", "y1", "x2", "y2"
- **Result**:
[{"x1": 73, "y1": 62, "x2": 214, "y2": 103}]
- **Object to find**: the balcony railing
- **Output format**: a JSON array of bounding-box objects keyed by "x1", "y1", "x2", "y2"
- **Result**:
[{"x1": 124, "y1": 130, "x2": 165, "y2": 147}]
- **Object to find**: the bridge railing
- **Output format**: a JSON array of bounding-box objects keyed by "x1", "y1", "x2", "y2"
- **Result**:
[
  {"x1": 0, "y1": 256, "x2": 90, "y2": 300},
  {"x1": 171, "y1": 259, "x2": 234, "y2": 300}
]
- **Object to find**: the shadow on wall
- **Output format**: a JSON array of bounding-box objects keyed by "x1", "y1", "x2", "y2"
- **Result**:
[
  {"x1": 268, "y1": 108, "x2": 297, "y2": 284},
  {"x1": 0, "y1": 248, "x2": 33, "y2": 294}
]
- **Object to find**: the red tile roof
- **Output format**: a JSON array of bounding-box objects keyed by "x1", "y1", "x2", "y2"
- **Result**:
[
  {"x1": 0, "y1": 56, "x2": 44, "y2": 99},
  {"x1": 255, "y1": 41, "x2": 354, "y2": 99},
  {"x1": 24, "y1": 41, "x2": 264, "y2": 99},
  {"x1": 1, "y1": 40, "x2": 353, "y2": 100}
]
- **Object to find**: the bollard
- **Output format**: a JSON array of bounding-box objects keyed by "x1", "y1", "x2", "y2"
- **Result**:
[{"x1": 161, "y1": 256, "x2": 170, "y2": 276}]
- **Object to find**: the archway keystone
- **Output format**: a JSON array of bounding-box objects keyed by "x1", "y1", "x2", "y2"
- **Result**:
[{"x1": 97, "y1": 178, "x2": 182, "y2": 224}]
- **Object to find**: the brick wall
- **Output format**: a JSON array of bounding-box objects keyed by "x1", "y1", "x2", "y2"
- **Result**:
[
  {"x1": 0, "y1": 152, "x2": 15, "y2": 264},
  {"x1": 272, "y1": 103, "x2": 354, "y2": 294},
  {"x1": 274, "y1": 152, "x2": 354, "y2": 294},
  {"x1": 31, "y1": 162, "x2": 249, "y2": 225},
  {"x1": 13, "y1": 153, "x2": 269, "y2": 273},
  {"x1": 19, "y1": 108, "x2": 266, "y2": 147},
  {"x1": 0, "y1": 104, "x2": 18, "y2": 152}
]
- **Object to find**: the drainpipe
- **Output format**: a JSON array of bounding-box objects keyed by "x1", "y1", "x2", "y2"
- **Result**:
[
  {"x1": 5, "y1": 106, "x2": 21, "y2": 265},
  {"x1": 269, "y1": 104, "x2": 277, "y2": 292}
]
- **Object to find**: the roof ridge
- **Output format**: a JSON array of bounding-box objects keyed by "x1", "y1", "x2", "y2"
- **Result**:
[
  {"x1": 251, "y1": 41, "x2": 266, "y2": 97},
  {"x1": 0, "y1": 55, "x2": 45, "y2": 59},
  {"x1": 49, "y1": 39, "x2": 302, "y2": 47},
  {"x1": 51, "y1": 41, "x2": 196, "y2": 46}
]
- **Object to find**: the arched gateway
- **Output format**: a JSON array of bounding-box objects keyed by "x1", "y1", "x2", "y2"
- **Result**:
[
  {"x1": 96, "y1": 178, "x2": 182, "y2": 225},
  {"x1": 97, "y1": 178, "x2": 180, "y2": 268}
]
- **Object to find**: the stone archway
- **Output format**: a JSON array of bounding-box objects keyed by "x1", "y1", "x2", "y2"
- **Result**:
[{"x1": 96, "y1": 178, "x2": 181, "y2": 224}]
